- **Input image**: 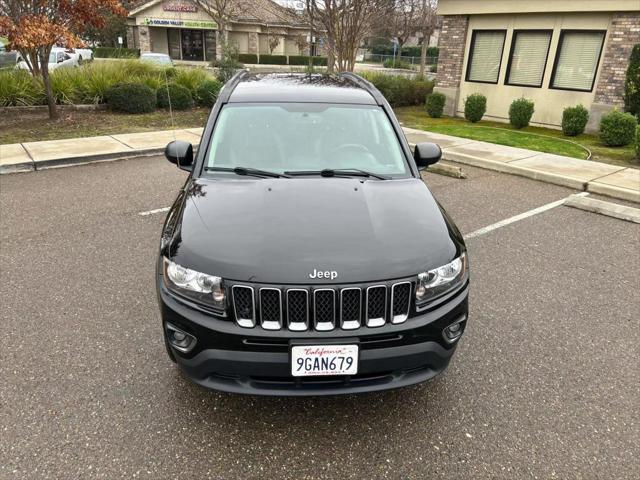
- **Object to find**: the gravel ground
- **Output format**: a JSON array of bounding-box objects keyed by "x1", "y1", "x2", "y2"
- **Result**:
[{"x1": 1, "y1": 157, "x2": 638, "y2": 479}]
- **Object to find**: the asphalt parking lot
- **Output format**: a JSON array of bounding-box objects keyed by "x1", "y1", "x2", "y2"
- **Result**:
[{"x1": 1, "y1": 157, "x2": 638, "y2": 479}]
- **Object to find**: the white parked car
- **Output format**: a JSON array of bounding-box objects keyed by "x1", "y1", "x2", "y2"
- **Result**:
[
  {"x1": 16, "y1": 47, "x2": 79, "y2": 71},
  {"x1": 140, "y1": 52, "x2": 173, "y2": 66},
  {"x1": 65, "y1": 47, "x2": 94, "y2": 63}
]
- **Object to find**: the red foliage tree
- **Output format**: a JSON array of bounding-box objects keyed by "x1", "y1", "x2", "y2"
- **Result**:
[{"x1": 0, "y1": 0, "x2": 126, "y2": 119}]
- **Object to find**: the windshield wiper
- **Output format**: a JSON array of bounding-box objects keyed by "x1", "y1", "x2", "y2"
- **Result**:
[
  {"x1": 284, "y1": 168, "x2": 390, "y2": 180},
  {"x1": 204, "y1": 166, "x2": 291, "y2": 178}
]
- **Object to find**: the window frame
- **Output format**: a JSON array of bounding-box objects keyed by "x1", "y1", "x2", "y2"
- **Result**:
[
  {"x1": 504, "y1": 29, "x2": 553, "y2": 88},
  {"x1": 549, "y1": 29, "x2": 607, "y2": 93},
  {"x1": 464, "y1": 29, "x2": 507, "y2": 85}
]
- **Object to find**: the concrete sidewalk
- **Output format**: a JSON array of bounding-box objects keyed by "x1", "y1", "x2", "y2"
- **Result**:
[{"x1": 1, "y1": 126, "x2": 638, "y2": 202}]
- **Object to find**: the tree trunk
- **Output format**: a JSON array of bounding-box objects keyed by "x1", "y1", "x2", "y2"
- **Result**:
[
  {"x1": 215, "y1": 23, "x2": 227, "y2": 61},
  {"x1": 41, "y1": 58, "x2": 58, "y2": 121},
  {"x1": 419, "y1": 38, "x2": 427, "y2": 77},
  {"x1": 327, "y1": 40, "x2": 335, "y2": 74}
]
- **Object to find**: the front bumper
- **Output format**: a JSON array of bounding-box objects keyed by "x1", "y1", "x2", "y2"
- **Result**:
[{"x1": 157, "y1": 279, "x2": 469, "y2": 396}]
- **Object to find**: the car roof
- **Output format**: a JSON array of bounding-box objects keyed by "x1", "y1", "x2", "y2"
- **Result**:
[{"x1": 228, "y1": 73, "x2": 378, "y2": 105}]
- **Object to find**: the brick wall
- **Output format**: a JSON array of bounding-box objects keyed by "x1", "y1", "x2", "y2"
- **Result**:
[
  {"x1": 594, "y1": 12, "x2": 640, "y2": 106},
  {"x1": 435, "y1": 15, "x2": 469, "y2": 89}
]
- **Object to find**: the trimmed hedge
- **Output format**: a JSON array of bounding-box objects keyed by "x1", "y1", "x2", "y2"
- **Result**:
[
  {"x1": 238, "y1": 53, "x2": 258, "y2": 64},
  {"x1": 258, "y1": 54, "x2": 287, "y2": 65},
  {"x1": 105, "y1": 83, "x2": 155, "y2": 113},
  {"x1": 157, "y1": 83, "x2": 193, "y2": 110},
  {"x1": 561, "y1": 104, "x2": 589, "y2": 137},
  {"x1": 94, "y1": 47, "x2": 139, "y2": 59},
  {"x1": 426, "y1": 92, "x2": 446, "y2": 118},
  {"x1": 509, "y1": 98, "x2": 535, "y2": 129},
  {"x1": 464, "y1": 93, "x2": 486, "y2": 123},
  {"x1": 600, "y1": 110, "x2": 637, "y2": 146},
  {"x1": 382, "y1": 58, "x2": 413, "y2": 70},
  {"x1": 311, "y1": 56, "x2": 328, "y2": 66},
  {"x1": 360, "y1": 72, "x2": 434, "y2": 107},
  {"x1": 196, "y1": 78, "x2": 222, "y2": 107},
  {"x1": 636, "y1": 125, "x2": 640, "y2": 159}
]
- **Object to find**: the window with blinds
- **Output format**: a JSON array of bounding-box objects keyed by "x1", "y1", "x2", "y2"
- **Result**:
[
  {"x1": 506, "y1": 31, "x2": 552, "y2": 87},
  {"x1": 551, "y1": 31, "x2": 606, "y2": 91},
  {"x1": 466, "y1": 30, "x2": 506, "y2": 83}
]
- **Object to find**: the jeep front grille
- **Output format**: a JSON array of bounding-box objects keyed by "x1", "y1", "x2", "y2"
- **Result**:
[{"x1": 231, "y1": 281, "x2": 413, "y2": 331}]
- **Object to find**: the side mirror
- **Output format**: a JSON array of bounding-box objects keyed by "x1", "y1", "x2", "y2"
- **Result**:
[
  {"x1": 165, "y1": 140, "x2": 193, "y2": 172},
  {"x1": 414, "y1": 142, "x2": 442, "y2": 169}
]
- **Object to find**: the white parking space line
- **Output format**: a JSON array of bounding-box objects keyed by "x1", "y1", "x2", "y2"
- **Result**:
[
  {"x1": 139, "y1": 207, "x2": 170, "y2": 216},
  {"x1": 464, "y1": 192, "x2": 590, "y2": 240}
]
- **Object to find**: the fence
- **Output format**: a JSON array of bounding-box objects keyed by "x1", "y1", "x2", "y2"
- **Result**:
[{"x1": 362, "y1": 53, "x2": 438, "y2": 68}]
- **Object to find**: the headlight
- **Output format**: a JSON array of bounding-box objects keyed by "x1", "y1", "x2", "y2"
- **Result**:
[
  {"x1": 415, "y1": 253, "x2": 468, "y2": 305},
  {"x1": 163, "y1": 258, "x2": 226, "y2": 311}
]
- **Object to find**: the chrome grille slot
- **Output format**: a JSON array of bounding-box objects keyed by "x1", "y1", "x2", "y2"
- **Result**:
[
  {"x1": 259, "y1": 288, "x2": 282, "y2": 330},
  {"x1": 232, "y1": 286, "x2": 255, "y2": 328},
  {"x1": 340, "y1": 288, "x2": 361, "y2": 330},
  {"x1": 286, "y1": 289, "x2": 309, "y2": 331},
  {"x1": 391, "y1": 282, "x2": 411, "y2": 324},
  {"x1": 314, "y1": 289, "x2": 336, "y2": 331},
  {"x1": 366, "y1": 285, "x2": 387, "y2": 327}
]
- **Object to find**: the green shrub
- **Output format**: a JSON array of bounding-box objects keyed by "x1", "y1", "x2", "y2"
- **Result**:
[
  {"x1": 624, "y1": 44, "x2": 640, "y2": 116},
  {"x1": 561, "y1": 104, "x2": 589, "y2": 137},
  {"x1": 238, "y1": 53, "x2": 258, "y2": 64},
  {"x1": 288, "y1": 55, "x2": 311, "y2": 65},
  {"x1": 371, "y1": 45, "x2": 438, "y2": 58},
  {"x1": 157, "y1": 83, "x2": 193, "y2": 110},
  {"x1": 359, "y1": 72, "x2": 433, "y2": 107},
  {"x1": 93, "y1": 47, "x2": 139, "y2": 58},
  {"x1": 214, "y1": 42, "x2": 243, "y2": 83},
  {"x1": 464, "y1": 93, "x2": 486, "y2": 123},
  {"x1": 258, "y1": 54, "x2": 287, "y2": 65},
  {"x1": 600, "y1": 110, "x2": 637, "y2": 146},
  {"x1": 636, "y1": 125, "x2": 640, "y2": 159},
  {"x1": 382, "y1": 58, "x2": 413, "y2": 70},
  {"x1": 0, "y1": 69, "x2": 44, "y2": 106},
  {"x1": 173, "y1": 68, "x2": 209, "y2": 96},
  {"x1": 105, "y1": 83, "x2": 156, "y2": 113},
  {"x1": 196, "y1": 78, "x2": 222, "y2": 107},
  {"x1": 312, "y1": 56, "x2": 328, "y2": 66},
  {"x1": 426, "y1": 92, "x2": 446, "y2": 118},
  {"x1": 509, "y1": 98, "x2": 535, "y2": 129}
]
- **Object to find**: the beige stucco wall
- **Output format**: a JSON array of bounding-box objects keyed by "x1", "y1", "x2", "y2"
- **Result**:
[
  {"x1": 132, "y1": 2, "x2": 214, "y2": 26},
  {"x1": 457, "y1": 12, "x2": 612, "y2": 128},
  {"x1": 149, "y1": 27, "x2": 169, "y2": 54},
  {"x1": 228, "y1": 32, "x2": 249, "y2": 53},
  {"x1": 438, "y1": 0, "x2": 640, "y2": 15}
]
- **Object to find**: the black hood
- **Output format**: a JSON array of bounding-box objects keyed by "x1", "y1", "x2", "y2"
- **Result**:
[{"x1": 168, "y1": 177, "x2": 461, "y2": 284}]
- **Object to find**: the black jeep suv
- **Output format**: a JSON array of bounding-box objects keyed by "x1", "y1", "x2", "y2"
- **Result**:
[{"x1": 157, "y1": 72, "x2": 469, "y2": 395}]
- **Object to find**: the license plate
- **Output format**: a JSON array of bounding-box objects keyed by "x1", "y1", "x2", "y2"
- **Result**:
[{"x1": 291, "y1": 345, "x2": 358, "y2": 377}]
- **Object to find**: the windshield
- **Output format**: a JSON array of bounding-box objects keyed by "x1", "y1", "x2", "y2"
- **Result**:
[{"x1": 204, "y1": 103, "x2": 409, "y2": 177}]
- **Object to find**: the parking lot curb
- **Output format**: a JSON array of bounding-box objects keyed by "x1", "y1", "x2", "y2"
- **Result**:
[
  {"x1": 565, "y1": 195, "x2": 640, "y2": 224},
  {"x1": 442, "y1": 151, "x2": 588, "y2": 191},
  {"x1": 586, "y1": 182, "x2": 640, "y2": 204},
  {"x1": 32, "y1": 148, "x2": 166, "y2": 171}
]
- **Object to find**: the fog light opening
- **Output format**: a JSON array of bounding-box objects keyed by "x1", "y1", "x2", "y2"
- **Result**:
[
  {"x1": 443, "y1": 316, "x2": 466, "y2": 344},
  {"x1": 166, "y1": 323, "x2": 197, "y2": 353}
]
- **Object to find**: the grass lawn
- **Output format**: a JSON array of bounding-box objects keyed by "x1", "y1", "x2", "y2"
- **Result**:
[
  {"x1": 395, "y1": 106, "x2": 639, "y2": 168},
  {"x1": 0, "y1": 108, "x2": 209, "y2": 145}
]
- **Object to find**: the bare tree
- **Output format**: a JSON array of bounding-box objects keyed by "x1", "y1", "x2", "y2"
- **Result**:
[
  {"x1": 415, "y1": 0, "x2": 437, "y2": 76},
  {"x1": 308, "y1": 0, "x2": 387, "y2": 73},
  {"x1": 387, "y1": 0, "x2": 417, "y2": 51},
  {"x1": 191, "y1": 0, "x2": 247, "y2": 59}
]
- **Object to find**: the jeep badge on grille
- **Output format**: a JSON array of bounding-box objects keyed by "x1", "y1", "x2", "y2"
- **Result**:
[{"x1": 309, "y1": 269, "x2": 338, "y2": 280}]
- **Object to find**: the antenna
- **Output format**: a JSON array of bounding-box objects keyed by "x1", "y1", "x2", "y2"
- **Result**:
[{"x1": 163, "y1": 68, "x2": 177, "y2": 145}]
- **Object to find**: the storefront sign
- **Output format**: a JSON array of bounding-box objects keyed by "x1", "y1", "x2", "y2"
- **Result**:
[
  {"x1": 162, "y1": 2, "x2": 198, "y2": 12},
  {"x1": 142, "y1": 18, "x2": 217, "y2": 29}
]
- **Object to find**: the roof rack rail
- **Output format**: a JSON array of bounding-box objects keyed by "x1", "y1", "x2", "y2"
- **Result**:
[
  {"x1": 339, "y1": 71, "x2": 385, "y2": 106},
  {"x1": 218, "y1": 69, "x2": 250, "y2": 103}
]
